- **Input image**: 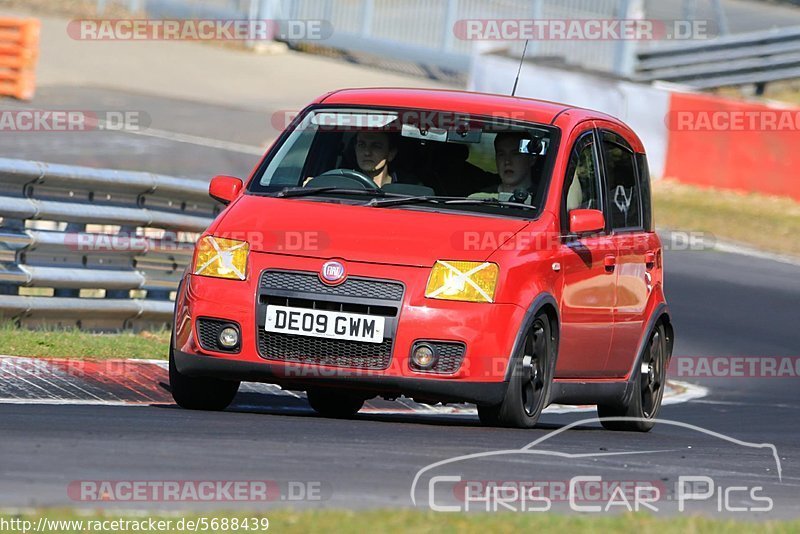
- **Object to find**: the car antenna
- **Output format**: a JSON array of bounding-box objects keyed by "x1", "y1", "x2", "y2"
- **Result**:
[{"x1": 511, "y1": 39, "x2": 529, "y2": 97}]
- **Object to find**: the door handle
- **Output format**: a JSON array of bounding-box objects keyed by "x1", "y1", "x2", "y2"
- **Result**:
[
  {"x1": 604, "y1": 255, "x2": 616, "y2": 273},
  {"x1": 645, "y1": 252, "x2": 656, "y2": 270}
]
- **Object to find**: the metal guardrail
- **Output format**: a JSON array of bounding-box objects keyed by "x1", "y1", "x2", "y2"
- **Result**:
[
  {"x1": 0, "y1": 158, "x2": 219, "y2": 330},
  {"x1": 636, "y1": 25, "x2": 800, "y2": 90}
]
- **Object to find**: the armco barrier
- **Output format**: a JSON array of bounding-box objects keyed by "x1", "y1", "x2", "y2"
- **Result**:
[
  {"x1": 0, "y1": 158, "x2": 220, "y2": 330},
  {"x1": 0, "y1": 18, "x2": 40, "y2": 100},
  {"x1": 664, "y1": 91, "x2": 800, "y2": 201},
  {"x1": 636, "y1": 25, "x2": 800, "y2": 92}
]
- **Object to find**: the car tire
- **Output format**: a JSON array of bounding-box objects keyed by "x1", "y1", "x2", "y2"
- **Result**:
[
  {"x1": 169, "y1": 341, "x2": 240, "y2": 411},
  {"x1": 306, "y1": 389, "x2": 365, "y2": 419},
  {"x1": 477, "y1": 313, "x2": 556, "y2": 429},
  {"x1": 597, "y1": 323, "x2": 667, "y2": 432}
]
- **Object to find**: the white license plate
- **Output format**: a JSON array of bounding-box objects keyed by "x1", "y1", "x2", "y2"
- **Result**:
[{"x1": 265, "y1": 305, "x2": 385, "y2": 344}]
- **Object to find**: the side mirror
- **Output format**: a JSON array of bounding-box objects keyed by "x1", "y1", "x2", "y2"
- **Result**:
[
  {"x1": 569, "y1": 209, "x2": 605, "y2": 235},
  {"x1": 209, "y1": 175, "x2": 243, "y2": 205}
]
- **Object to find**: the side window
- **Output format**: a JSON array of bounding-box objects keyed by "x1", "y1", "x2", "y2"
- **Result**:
[
  {"x1": 636, "y1": 153, "x2": 653, "y2": 231},
  {"x1": 563, "y1": 132, "x2": 601, "y2": 215},
  {"x1": 601, "y1": 131, "x2": 641, "y2": 230}
]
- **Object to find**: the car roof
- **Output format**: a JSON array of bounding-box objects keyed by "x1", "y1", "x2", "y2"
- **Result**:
[{"x1": 315, "y1": 87, "x2": 625, "y2": 128}]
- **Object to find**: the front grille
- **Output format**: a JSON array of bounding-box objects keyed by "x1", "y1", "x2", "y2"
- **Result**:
[
  {"x1": 258, "y1": 330, "x2": 393, "y2": 369},
  {"x1": 412, "y1": 341, "x2": 466, "y2": 374},
  {"x1": 196, "y1": 318, "x2": 239, "y2": 352},
  {"x1": 260, "y1": 270, "x2": 404, "y2": 301},
  {"x1": 257, "y1": 269, "x2": 404, "y2": 369}
]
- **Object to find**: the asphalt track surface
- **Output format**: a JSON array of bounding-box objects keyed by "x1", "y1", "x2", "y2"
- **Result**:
[{"x1": 0, "y1": 89, "x2": 798, "y2": 519}]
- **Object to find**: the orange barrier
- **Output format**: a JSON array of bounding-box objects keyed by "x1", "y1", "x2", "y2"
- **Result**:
[
  {"x1": 664, "y1": 91, "x2": 800, "y2": 202},
  {"x1": 0, "y1": 18, "x2": 40, "y2": 100}
]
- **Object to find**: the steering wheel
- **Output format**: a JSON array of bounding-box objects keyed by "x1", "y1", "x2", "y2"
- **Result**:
[{"x1": 311, "y1": 168, "x2": 381, "y2": 190}]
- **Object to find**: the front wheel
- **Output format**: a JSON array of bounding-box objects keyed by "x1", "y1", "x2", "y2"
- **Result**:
[
  {"x1": 597, "y1": 323, "x2": 667, "y2": 432},
  {"x1": 306, "y1": 389, "x2": 365, "y2": 419},
  {"x1": 169, "y1": 344, "x2": 240, "y2": 411},
  {"x1": 477, "y1": 314, "x2": 556, "y2": 428}
]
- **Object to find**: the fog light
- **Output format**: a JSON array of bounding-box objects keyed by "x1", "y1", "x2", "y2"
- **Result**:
[
  {"x1": 218, "y1": 326, "x2": 239, "y2": 349},
  {"x1": 411, "y1": 344, "x2": 437, "y2": 370}
]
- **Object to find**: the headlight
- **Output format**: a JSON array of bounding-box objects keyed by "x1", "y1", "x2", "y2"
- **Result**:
[
  {"x1": 425, "y1": 260, "x2": 499, "y2": 303},
  {"x1": 193, "y1": 236, "x2": 249, "y2": 281}
]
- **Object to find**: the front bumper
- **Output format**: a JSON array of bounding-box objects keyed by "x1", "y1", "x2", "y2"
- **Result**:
[
  {"x1": 173, "y1": 349, "x2": 507, "y2": 405},
  {"x1": 174, "y1": 252, "x2": 526, "y2": 404}
]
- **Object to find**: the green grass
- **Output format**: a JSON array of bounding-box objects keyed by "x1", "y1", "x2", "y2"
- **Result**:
[
  {"x1": 0, "y1": 322, "x2": 170, "y2": 360},
  {"x1": 654, "y1": 180, "x2": 800, "y2": 258},
  {"x1": 0, "y1": 509, "x2": 797, "y2": 533}
]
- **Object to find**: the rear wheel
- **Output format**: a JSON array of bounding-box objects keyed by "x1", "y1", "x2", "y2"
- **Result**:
[
  {"x1": 597, "y1": 323, "x2": 667, "y2": 432},
  {"x1": 169, "y1": 343, "x2": 240, "y2": 411},
  {"x1": 306, "y1": 389, "x2": 365, "y2": 419},
  {"x1": 477, "y1": 314, "x2": 556, "y2": 428}
]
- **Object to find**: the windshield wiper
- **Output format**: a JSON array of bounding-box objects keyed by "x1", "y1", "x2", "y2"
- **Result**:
[
  {"x1": 365, "y1": 195, "x2": 447, "y2": 208},
  {"x1": 443, "y1": 198, "x2": 537, "y2": 211},
  {"x1": 274, "y1": 188, "x2": 537, "y2": 211},
  {"x1": 273, "y1": 186, "x2": 390, "y2": 199},
  {"x1": 367, "y1": 195, "x2": 537, "y2": 210}
]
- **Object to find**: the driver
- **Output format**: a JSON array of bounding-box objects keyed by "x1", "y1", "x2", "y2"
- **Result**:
[
  {"x1": 302, "y1": 130, "x2": 418, "y2": 188},
  {"x1": 354, "y1": 131, "x2": 398, "y2": 188}
]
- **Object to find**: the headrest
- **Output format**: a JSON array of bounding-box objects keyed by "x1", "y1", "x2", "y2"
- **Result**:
[{"x1": 438, "y1": 142, "x2": 469, "y2": 162}]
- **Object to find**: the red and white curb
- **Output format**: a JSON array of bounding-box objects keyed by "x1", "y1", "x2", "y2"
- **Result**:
[{"x1": 0, "y1": 356, "x2": 707, "y2": 415}]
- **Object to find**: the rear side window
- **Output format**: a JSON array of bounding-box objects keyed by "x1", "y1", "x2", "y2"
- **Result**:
[{"x1": 601, "y1": 131, "x2": 642, "y2": 231}]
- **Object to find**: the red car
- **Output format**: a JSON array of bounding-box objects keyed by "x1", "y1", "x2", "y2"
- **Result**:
[{"x1": 170, "y1": 88, "x2": 674, "y2": 431}]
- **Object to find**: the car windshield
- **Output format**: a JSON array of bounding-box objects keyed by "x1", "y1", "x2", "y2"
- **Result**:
[{"x1": 248, "y1": 107, "x2": 558, "y2": 217}]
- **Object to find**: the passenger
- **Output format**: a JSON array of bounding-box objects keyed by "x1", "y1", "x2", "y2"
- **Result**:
[
  {"x1": 466, "y1": 132, "x2": 582, "y2": 207},
  {"x1": 469, "y1": 131, "x2": 537, "y2": 204},
  {"x1": 494, "y1": 131, "x2": 536, "y2": 197}
]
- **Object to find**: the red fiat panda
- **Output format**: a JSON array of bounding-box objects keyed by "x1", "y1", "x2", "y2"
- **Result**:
[{"x1": 170, "y1": 88, "x2": 674, "y2": 431}]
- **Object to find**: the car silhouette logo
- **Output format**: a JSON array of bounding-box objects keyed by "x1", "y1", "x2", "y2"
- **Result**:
[{"x1": 320, "y1": 260, "x2": 346, "y2": 284}]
